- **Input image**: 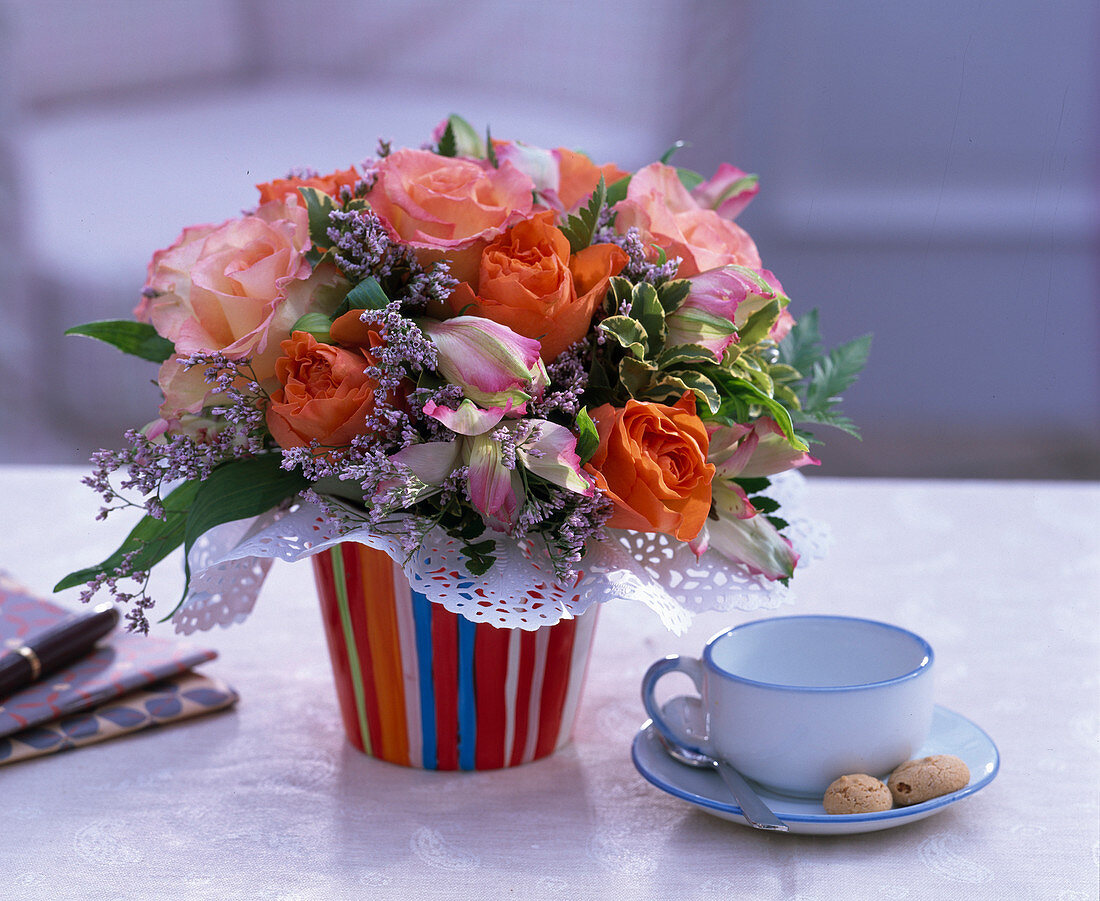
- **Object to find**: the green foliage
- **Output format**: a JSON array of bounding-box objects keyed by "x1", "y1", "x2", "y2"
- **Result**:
[
  {"x1": 659, "y1": 140, "x2": 688, "y2": 164},
  {"x1": 605, "y1": 175, "x2": 631, "y2": 206},
  {"x1": 676, "y1": 168, "x2": 705, "y2": 192},
  {"x1": 436, "y1": 119, "x2": 458, "y2": 157},
  {"x1": 560, "y1": 176, "x2": 606, "y2": 254},
  {"x1": 65, "y1": 320, "x2": 174, "y2": 363},
  {"x1": 298, "y1": 187, "x2": 337, "y2": 249},
  {"x1": 335, "y1": 276, "x2": 390, "y2": 316},
  {"x1": 55, "y1": 480, "x2": 202, "y2": 592},
  {"x1": 575, "y1": 407, "x2": 600, "y2": 464},
  {"x1": 778, "y1": 310, "x2": 872, "y2": 439},
  {"x1": 289, "y1": 312, "x2": 333, "y2": 342},
  {"x1": 485, "y1": 126, "x2": 499, "y2": 168}
]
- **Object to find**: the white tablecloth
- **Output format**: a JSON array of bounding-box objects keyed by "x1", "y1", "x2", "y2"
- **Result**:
[{"x1": 0, "y1": 468, "x2": 1097, "y2": 900}]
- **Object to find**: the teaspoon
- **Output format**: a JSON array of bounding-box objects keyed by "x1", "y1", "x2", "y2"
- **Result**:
[{"x1": 656, "y1": 731, "x2": 788, "y2": 832}]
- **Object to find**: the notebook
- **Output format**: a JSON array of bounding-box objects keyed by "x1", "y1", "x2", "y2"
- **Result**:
[{"x1": 0, "y1": 572, "x2": 236, "y2": 761}]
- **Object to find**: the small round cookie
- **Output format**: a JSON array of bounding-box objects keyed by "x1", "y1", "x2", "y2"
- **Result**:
[
  {"x1": 888, "y1": 754, "x2": 970, "y2": 806},
  {"x1": 822, "y1": 774, "x2": 893, "y2": 815}
]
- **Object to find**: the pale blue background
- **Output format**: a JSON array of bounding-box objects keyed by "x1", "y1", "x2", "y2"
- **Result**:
[{"x1": 1, "y1": 0, "x2": 1095, "y2": 478}]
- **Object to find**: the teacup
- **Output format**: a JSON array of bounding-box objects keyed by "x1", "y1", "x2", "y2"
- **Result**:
[{"x1": 641, "y1": 615, "x2": 935, "y2": 797}]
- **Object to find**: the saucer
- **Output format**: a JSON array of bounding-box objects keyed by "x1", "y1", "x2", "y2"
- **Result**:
[{"x1": 632, "y1": 705, "x2": 999, "y2": 835}]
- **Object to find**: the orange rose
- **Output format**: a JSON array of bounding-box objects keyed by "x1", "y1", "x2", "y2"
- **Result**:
[
  {"x1": 446, "y1": 211, "x2": 627, "y2": 362},
  {"x1": 583, "y1": 395, "x2": 715, "y2": 541},
  {"x1": 365, "y1": 148, "x2": 535, "y2": 283},
  {"x1": 614, "y1": 162, "x2": 761, "y2": 278},
  {"x1": 555, "y1": 148, "x2": 629, "y2": 212},
  {"x1": 266, "y1": 331, "x2": 379, "y2": 450},
  {"x1": 256, "y1": 167, "x2": 361, "y2": 205}
]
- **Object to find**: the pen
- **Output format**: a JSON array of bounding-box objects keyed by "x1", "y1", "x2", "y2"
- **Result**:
[{"x1": 0, "y1": 603, "x2": 120, "y2": 699}]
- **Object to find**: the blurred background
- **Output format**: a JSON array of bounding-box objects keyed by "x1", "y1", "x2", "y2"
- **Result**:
[{"x1": 0, "y1": 0, "x2": 1096, "y2": 479}]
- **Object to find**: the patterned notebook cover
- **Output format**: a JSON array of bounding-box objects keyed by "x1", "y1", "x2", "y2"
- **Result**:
[
  {"x1": 0, "y1": 670, "x2": 238, "y2": 765},
  {"x1": 0, "y1": 571, "x2": 218, "y2": 738}
]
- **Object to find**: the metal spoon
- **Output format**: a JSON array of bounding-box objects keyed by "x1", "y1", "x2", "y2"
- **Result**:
[{"x1": 656, "y1": 731, "x2": 788, "y2": 831}]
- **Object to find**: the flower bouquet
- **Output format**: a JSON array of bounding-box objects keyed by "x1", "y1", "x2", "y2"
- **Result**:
[{"x1": 58, "y1": 116, "x2": 868, "y2": 768}]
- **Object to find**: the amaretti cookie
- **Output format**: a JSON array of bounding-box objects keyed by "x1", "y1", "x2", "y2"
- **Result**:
[
  {"x1": 822, "y1": 774, "x2": 893, "y2": 814},
  {"x1": 888, "y1": 754, "x2": 970, "y2": 806}
]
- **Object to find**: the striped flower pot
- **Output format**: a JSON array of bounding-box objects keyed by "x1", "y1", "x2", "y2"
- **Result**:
[{"x1": 312, "y1": 542, "x2": 598, "y2": 770}]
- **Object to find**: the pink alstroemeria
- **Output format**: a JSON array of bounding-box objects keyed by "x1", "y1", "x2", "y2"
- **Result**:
[
  {"x1": 666, "y1": 265, "x2": 790, "y2": 359},
  {"x1": 690, "y1": 163, "x2": 760, "y2": 220},
  {"x1": 404, "y1": 403, "x2": 594, "y2": 532},
  {"x1": 492, "y1": 141, "x2": 562, "y2": 207},
  {"x1": 708, "y1": 419, "x2": 820, "y2": 480},
  {"x1": 690, "y1": 493, "x2": 800, "y2": 580},
  {"x1": 418, "y1": 316, "x2": 549, "y2": 410}
]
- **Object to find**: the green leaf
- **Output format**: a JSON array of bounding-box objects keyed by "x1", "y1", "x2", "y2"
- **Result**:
[
  {"x1": 660, "y1": 140, "x2": 688, "y2": 164},
  {"x1": 171, "y1": 456, "x2": 309, "y2": 611},
  {"x1": 629, "y1": 282, "x2": 667, "y2": 353},
  {"x1": 657, "y1": 344, "x2": 716, "y2": 368},
  {"x1": 575, "y1": 407, "x2": 600, "y2": 464},
  {"x1": 618, "y1": 356, "x2": 657, "y2": 397},
  {"x1": 449, "y1": 115, "x2": 486, "y2": 157},
  {"x1": 656, "y1": 279, "x2": 691, "y2": 315},
  {"x1": 777, "y1": 308, "x2": 823, "y2": 376},
  {"x1": 605, "y1": 175, "x2": 631, "y2": 206},
  {"x1": 65, "y1": 320, "x2": 174, "y2": 364},
  {"x1": 485, "y1": 126, "x2": 499, "y2": 168},
  {"x1": 338, "y1": 276, "x2": 390, "y2": 314},
  {"x1": 676, "y1": 167, "x2": 705, "y2": 192},
  {"x1": 802, "y1": 335, "x2": 872, "y2": 416},
  {"x1": 599, "y1": 315, "x2": 649, "y2": 359},
  {"x1": 289, "y1": 312, "x2": 333, "y2": 342},
  {"x1": 560, "y1": 176, "x2": 606, "y2": 254},
  {"x1": 667, "y1": 370, "x2": 721, "y2": 414},
  {"x1": 736, "y1": 299, "x2": 782, "y2": 346},
  {"x1": 436, "y1": 119, "x2": 458, "y2": 157},
  {"x1": 298, "y1": 187, "x2": 337, "y2": 248},
  {"x1": 734, "y1": 477, "x2": 771, "y2": 495},
  {"x1": 710, "y1": 371, "x2": 807, "y2": 451},
  {"x1": 54, "y1": 480, "x2": 202, "y2": 592}
]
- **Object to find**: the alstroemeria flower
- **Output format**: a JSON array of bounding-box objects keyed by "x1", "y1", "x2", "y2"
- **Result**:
[
  {"x1": 687, "y1": 418, "x2": 815, "y2": 580},
  {"x1": 690, "y1": 163, "x2": 760, "y2": 220},
  {"x1": 417, "y1": 316, "x2": 549, "y2": 409},
  {"x1": 690, "y1": 485, "x2": 800, "y2": 580},
  {"x1": 708, "y1": 419, "x2": 820, "y2": 480},
  {"x1": 397, "y1": 411, "x2": 593, "y2": 531},
  {"x1": 666, "y1": 265, "x2": 790, "y2": 359}
]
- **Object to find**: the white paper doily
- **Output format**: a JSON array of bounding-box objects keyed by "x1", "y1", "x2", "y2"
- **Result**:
[{"x1": 173, "y1": 471, "x2": 829, "y2": 635}]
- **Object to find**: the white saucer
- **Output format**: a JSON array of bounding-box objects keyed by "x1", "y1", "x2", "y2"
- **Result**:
[{"x1": 632, "y1": 705, "x2": 999, "y2": 835}]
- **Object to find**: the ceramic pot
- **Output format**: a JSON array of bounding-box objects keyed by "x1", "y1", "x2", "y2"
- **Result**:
[{"x1": 312, "y1": 542, "x2": 598, "y2": 769}]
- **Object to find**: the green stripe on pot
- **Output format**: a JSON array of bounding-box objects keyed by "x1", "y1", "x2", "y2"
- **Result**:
[{"x1": 331, "y1": 546, "x2": 372, "y2": 755}]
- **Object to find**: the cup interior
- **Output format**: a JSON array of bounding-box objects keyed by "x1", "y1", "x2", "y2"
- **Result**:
[{"x1": 707, "y1": 616, "x2": 932, "y2": 689}]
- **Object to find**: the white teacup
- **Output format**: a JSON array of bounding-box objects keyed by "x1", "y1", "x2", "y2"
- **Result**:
[{"x1": 641, "y1": 615, "x2": 935, "y2": 797}]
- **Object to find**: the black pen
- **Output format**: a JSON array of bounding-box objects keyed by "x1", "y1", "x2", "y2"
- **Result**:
[{"x1": 0, "y1": 603, "x2": 120, "y2": 699}]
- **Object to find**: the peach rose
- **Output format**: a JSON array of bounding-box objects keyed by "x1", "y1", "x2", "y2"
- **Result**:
[
  {"x1": 583, "y1": 394, "x2": 715, "y2": 541},
  {"x1": 365, "y1": 148, "x2": 535, "y2": 283},
  {"x1": 265, "y1": 331, "x2": 380, "y2": 450},
  {"x1": 137, "y1": 199, "x2": 327, "y2": 373},
  {"x1": 256, "y1": 166, "x2": 360, "y2": 205},
  {"x1": 613, "y1": 162, "x2": 761, "y2": 278},
  {"x1": 446, "y1": 211, "x2": 627, "y2": 362}
]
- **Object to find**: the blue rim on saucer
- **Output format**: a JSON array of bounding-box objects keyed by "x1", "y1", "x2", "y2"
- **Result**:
[{"x1": 632, "y1": 705, "x2": 999, "y2": 835}]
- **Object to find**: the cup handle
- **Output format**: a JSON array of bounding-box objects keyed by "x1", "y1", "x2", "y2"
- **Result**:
[{"x1": 641, "y1": 655, "x2": 708, "y2": 755}]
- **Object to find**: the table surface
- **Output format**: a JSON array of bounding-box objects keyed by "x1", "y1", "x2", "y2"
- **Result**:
[{"x1": 0, "y1": 468, "x2": 1097, "y2": 901}]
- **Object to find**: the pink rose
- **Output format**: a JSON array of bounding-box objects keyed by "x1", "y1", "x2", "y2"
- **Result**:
[
  {"x1": 613, "y1": 163, "x2": 761, "y2": 278},
  {"x1": 364, "y1": 148, "x2": 535, "y2": 283},
  {"x1": 137, "y1": 199, "x2": 324, "y2": 373}
]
